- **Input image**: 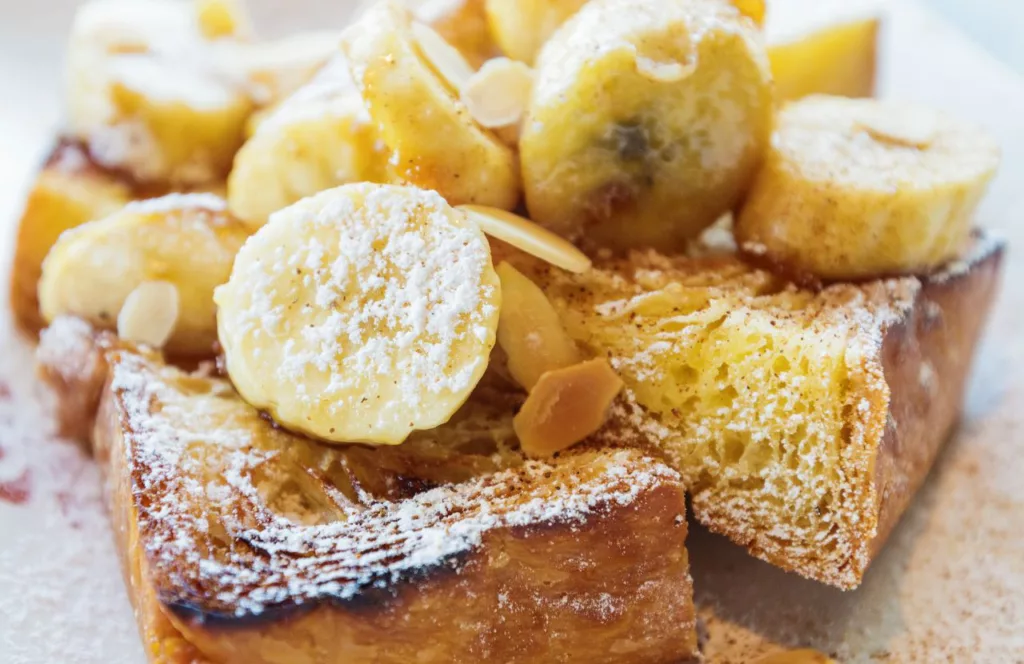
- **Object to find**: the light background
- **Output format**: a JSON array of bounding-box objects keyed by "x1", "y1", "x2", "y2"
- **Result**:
[{"x1": 1, "y1": 1, "x2": 1023, "y2": 663}]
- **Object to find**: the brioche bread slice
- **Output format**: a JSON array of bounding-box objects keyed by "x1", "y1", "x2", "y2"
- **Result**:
[
  {"x1": 510, "y1": 233, "x2": 1003, "y2": 588},
  {"x1": 37, "y1": 319, "x2": 699, "y2": 664}
]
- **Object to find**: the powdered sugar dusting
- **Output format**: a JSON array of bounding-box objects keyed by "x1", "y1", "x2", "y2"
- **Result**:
[
  {"x1": 527, "y1": 242, "x2": 954, "y2": 588},
  {"x1": 217, "y1": 184, "x2": 499, "y2": 442},
  {"x1": 107, "y1": 352, "x2": 674, "y2": 618}
]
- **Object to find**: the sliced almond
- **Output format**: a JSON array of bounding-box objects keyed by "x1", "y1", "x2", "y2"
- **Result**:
[
  {"x1": 461, "y1": 57, "x2": 534, "y2": 129},
  {"x1": 496, "y1": 262, "x2": 580, "y2": 390},
  {"x1": 857, "y1": 106, "x2": 938, "y2": 149},
  {"x1": 458, "y1": 205, "x2": 592, "y2": 274},
  {"x1": 513, "y1": 358, "x2": 624, "y2": 457},
  {"x1": 634, "y1": 55, "x2": 695, "y2": 83},
  {"x1": 411, "y1": 20, "x2": 475, "y2": 93},
  {"x1": 117, "y1": 281, "x2": 180, "y2": 348}
]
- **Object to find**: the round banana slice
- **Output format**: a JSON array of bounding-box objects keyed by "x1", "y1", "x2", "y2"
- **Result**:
[
  {"x1": 227, "y1": 57, "x2": 389, "y2": 229},
  {"x1": 484, "y1": 0, "x2": 587, "y2": 64},
  {"x1": 39, "y1": 193, "x2": 250, "y2": 357},
  {"x1": 520, "y1": 0, "x2": 773, "y2": 252},
  {"x1": 66, "y1": 0, "x2": 253, "y2": 185},
  {"x1": 341, "y1": 1, "x2": 520, "y2": 210},
  {"x1": 215, "y1": 183, "x2": 501, "y2": 445},
  {"x1": 735, "y1": 96, "x2": 1001, "y2": 280}
]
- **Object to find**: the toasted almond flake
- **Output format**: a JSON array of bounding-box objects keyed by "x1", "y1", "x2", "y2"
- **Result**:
[
  {"x1": 411, "y1": 20, "x2": 475, "y2": 92},
  {"x1": 634, "y1": 54, "x2": 696, "y2": 83},
  {"x1": 461, "y1": 57, "x2": 534, "y2": 128},
  {"x1": 496, "y1": 262, "x2": 581, "y2": 390},
  {"x1": 857, "y1": 107, "x2": 938, "y2": 149},
  {"x1": 513, "y1": 358, "x2": 624, "y2": 457},
  {"x1": 117, "y1": 281, "x2": 180, "y2": 348},
  {"x1": 458, "y1": 205, "x2": 592, "y2": 274}
]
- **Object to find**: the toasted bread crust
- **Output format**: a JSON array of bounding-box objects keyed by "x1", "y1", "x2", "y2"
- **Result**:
[
  {"x1": 687, "y1": 236, "x2": 1004, "y2": 586},
  {"x1": 507, "y1": 232, "x2": 1004, "y2": 588},
  {"x1": 870, "y1": 240, "x2": 1004, "y2": 555},
  {"x1": 74, "y1": 345, "x2": 700, "y2": 664}
]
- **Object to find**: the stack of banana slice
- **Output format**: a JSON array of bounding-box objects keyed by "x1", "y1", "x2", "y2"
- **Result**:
[{"x1": 36, "y1": 0, "x2": 999, "y2": 459}]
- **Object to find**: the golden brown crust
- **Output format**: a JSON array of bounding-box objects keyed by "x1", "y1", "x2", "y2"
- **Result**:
[
  {"x1": 510, "y1": 232, "x2": 1004, "y2": 589},
  {"x1": 688, "y1": 236, "x2": 1004, "y2": 587},
  {"x1": 46, "y1": 333, "x2": 698, "y2": 663},
  {"x1": 869, "y1": 241, "x2": 1004, "y2": 555}
]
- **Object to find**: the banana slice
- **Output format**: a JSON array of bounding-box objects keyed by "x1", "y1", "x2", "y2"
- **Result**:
[
  {"x1": 215, "y1": 183, "x2": 501, "y2": 445},
  {"x1": 66, "y1": 0, "x2": 253, "y2": 185},
  {"x1": 520, "y1": 0, "x2": 773, "y2": 252},
  {"x1": 212, "y1": 31, "x2": 341, "y2": 107},
  {"x1": 39, "y1": 193, "x2": 250, "y2": 357},
  {"x1": 228, "y1": 57, "x2": 389, "y2": 229},
  {"x1": 484, "y1": 0, "x2": 588, "y2": 65},
  {"x1": 341, "y1": 1, "x2": 520, "y2": 210},
  {"x1": 734, "y1": 96, "x2": 1001, "y2": 280}
]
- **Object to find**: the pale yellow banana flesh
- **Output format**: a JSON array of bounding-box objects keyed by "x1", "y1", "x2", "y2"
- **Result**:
[
  {"x1": 735, "y1": 95, "x2": 1000, "y2": 280},
  {"x1": 520, "y1": 0, "x2": 773, "y2": 253},
  {"x1": 215, "y1": 183, "x2": 501, "y2": 446},
  {"x1": 39, "y1": 193, "x2": 250, "y2": 357},
  {"x1": 227, "y1": 57, "x2": 389, "y2": 229},
  {"x1": 341, "y1": 1, "x2": 520, "y2": 210}
]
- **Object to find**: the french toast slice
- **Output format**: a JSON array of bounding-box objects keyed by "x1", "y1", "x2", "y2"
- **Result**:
[
  {"x1": 38, "y1": 319, "x2": 700, "y2": 664},
  {"x1": 510, "y1": 232, "x2": 1004, "y2": 589}
]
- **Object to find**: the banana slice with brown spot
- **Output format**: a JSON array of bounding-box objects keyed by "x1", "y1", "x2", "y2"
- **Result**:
[
  {"x1": 341, "y1": 1, "x2": 520, "y2": 210},
  {"x1": 520, "y1": 0, "x2": 772, "y2": 253},
  {"x1": 735, "y1": 95, "x2": 1000, "y2": 280}
]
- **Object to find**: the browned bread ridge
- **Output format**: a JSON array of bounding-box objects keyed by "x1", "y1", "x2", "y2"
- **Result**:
[
  {"x1": 509, "y1": 233, "x2": 1003, "y2": 589},
  {"x1": 37, "y1": 319, "x2": 699, "y2": 664}
]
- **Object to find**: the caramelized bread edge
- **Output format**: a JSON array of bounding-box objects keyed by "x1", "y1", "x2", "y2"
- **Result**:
[
  {"x1": 869, "y1": 239, "x2": 1005, "y2": 557},
  {"x1": 83, "y1": 347, "x2": 699, "y2": 664}
]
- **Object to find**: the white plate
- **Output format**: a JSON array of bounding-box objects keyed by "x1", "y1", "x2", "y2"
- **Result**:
[{"x1": 1, "y1": 1, "x2": 1022, "y2": 662}]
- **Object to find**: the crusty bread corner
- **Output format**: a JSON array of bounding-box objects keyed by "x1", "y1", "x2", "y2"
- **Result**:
[
  {"x1": 518, "y1": 232, "x2": 1004, "y2": 589},
  {"x1": 38, "y1": 323, "x2": 700, "y2": 664},
  {"x1": 869, "y1": 236, "x2": 1004, "y2": 556}
]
